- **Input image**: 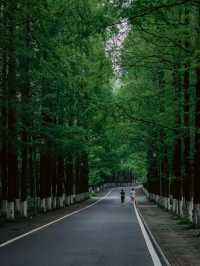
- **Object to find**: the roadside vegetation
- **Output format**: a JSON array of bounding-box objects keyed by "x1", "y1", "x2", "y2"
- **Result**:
[{"x1": 1, "y1": 0, "x2": 200, "y2": 227}]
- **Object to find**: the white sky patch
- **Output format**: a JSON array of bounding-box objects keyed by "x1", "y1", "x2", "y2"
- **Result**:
[{"x1": 106, "y1": 18, "x2": 130, "y2": 78}]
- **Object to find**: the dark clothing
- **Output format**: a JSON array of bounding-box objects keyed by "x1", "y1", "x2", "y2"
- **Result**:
[
  {"x1": 120, "y1": 191, "x2": 125, "y2": 197},
  {"x1": 120, "y1": 190, "x2": 125, "y2": 203}
]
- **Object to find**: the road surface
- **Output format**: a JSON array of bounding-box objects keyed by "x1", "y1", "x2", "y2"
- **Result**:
[{"x1": 0, "y1": 188, "x2": 154, "y2": 266}]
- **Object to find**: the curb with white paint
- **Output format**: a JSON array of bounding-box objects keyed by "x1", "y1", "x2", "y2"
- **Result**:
[
  {"x1": 134, "y1": 202, "x2": 171, "y2": 266},
  {"x1": 0, "y1": 190, "x2": 112, "y2": 248},
  {"x1": 134, "y1": 202, "x2": 162, "y2": 266}
]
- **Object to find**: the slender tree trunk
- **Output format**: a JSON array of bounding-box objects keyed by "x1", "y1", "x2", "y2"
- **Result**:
[
  {"x1": 183, "y1": 62, "x2": 190, "y2": 202},
  {"x1": 182, "y1": 7, "x2": 191, "y2": 217},
  {"x1": 40, "y1": 151, "x2": 49, "y2": 212},
  {"x1": 194, "y1": 66, "x2": 200, "y2": 204},
  {"x1": 0, "y1": 0, "x2": 8, "y2": 215},
  {"x1": 57, "y1": 156, "x2": 65, "y2": 207},
  {"x1": 81, "y1": 153, "x2": 89, "y2": 194},
  {"x1": 7, "y1": 0, "x2": 18, "y2": 219},
  {"x1": 172, "y1": 63, "x2": 183, "y2": 214},
  {"x1": 193, "y1": 6, "x2": 200, "y2": 227},
  {"x1": 66, "y1": 154, "x2": 74, "y2": 205},
  {"x1": 20, "y1": 6, "x2": 32, "y2": 217}
]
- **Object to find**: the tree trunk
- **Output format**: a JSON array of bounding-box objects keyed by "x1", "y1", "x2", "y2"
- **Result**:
[
  {"x1": 7, "y1": 0, "x2": 18, "y2": 220},
  {"x1": 21, "y1": 12, "x2": 31, "y2": 217},
  {"x1": 0, "y1": 0, "x2": 8, "y2": 215}
]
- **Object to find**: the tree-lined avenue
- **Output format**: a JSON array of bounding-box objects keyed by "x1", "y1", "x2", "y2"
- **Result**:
[{"x1": 0, "y1": 188, "x2": 153, "y2": 266}]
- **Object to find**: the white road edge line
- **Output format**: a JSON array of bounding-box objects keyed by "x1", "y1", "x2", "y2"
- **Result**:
[
  {"x1": 0, "y1": 190, "x2": 112, "y2": 248},
  {"x1": 134, "y1": 203, "x2": 162, "y2": 266}
]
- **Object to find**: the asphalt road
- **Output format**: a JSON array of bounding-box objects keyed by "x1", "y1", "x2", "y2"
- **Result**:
[{"x1": 0, "y1": 188, "x2": 154, "y2": 266}]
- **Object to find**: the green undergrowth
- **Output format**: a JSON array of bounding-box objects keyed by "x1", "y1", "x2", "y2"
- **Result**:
[
  {"x1": 89, "y1": 192, "x2": 97, "y2": 198},
  {"x1": 173, "y1": 215, "x2": 193, "y2": 228}
]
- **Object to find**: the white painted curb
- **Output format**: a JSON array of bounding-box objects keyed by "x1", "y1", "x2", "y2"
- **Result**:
[
  {"x1": 0, "y1": 190, "x2": 112, "y2": 248},
  {"x1": 134, "y1": 202, "x2": 162, "y2": 266}
]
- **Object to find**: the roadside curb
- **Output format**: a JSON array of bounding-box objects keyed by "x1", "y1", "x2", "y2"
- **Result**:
[
  {"x1": 136, "y1": 203, "x2": 171, "y2": 266},
  {"x1": 0, "y1": 189, "x2": 112, "y2": 248}
]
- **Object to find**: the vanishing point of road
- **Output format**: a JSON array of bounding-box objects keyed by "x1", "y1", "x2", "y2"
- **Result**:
[{"x1": 0, "y1": 188, "x2": 155, "y2": 266}]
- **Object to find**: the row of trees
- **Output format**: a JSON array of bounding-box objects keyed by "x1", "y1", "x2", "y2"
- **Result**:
[
  {"x1": 0, "y1": 0, "x2": 125, "y2": 219},
  {"x1": 117, "y1": 0, "x2": 200, "y2": 226},
  {"x1": 3, "y1": 0, "x2": 199, "y2": 226}
]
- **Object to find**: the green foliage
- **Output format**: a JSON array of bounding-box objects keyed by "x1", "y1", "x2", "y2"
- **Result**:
[{"x1": 2, "y1": 0, "x2": 199, "y2": 194}]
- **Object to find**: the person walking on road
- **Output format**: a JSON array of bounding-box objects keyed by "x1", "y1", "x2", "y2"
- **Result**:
[
  {"x1": 130, "y1": 188, "x2": 136, "y2": 203},
  {"x1": 120, "y1": 189, "x2": 125, "y2": 203}
]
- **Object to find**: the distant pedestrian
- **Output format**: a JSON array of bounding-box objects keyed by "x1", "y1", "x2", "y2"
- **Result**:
[
  {"x1": 120, "y1": 189, "x2": 125, "y2": 203},
  {"x1": 130, "y1": 188, "x2": 136, "y2": 203}
]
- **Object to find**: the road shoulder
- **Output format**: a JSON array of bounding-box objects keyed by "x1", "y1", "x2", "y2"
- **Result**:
[
  {"x1": 0, "y1": 190, "x2": 108, "y2": 245},
  {"x1": 136, "y1": 189, "x2": 200, "y2": 266}
]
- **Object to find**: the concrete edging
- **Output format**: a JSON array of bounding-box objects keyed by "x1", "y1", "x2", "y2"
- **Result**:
[
  {"x1": 0, "y1": 190, "x2": 112, "y2": 248},
  {"x1": 136, "y1": 204, "x2": 171, "y2": 266}
]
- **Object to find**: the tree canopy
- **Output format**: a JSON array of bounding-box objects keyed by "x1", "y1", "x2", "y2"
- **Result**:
[{"x1": 1, "y1": 0, "x2": 200, "y2": 225}]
